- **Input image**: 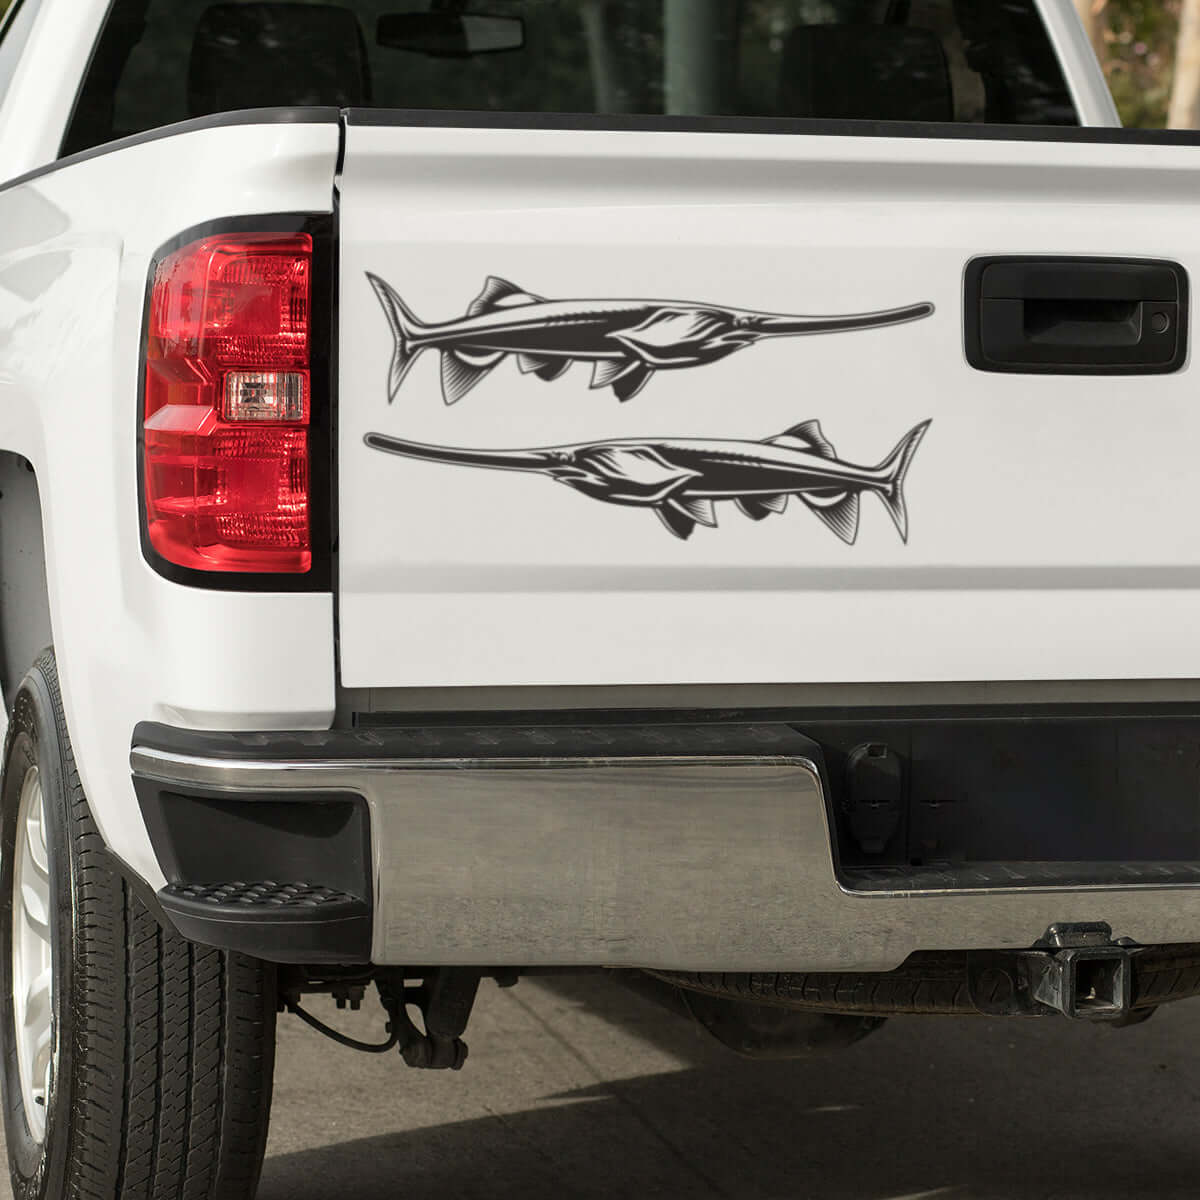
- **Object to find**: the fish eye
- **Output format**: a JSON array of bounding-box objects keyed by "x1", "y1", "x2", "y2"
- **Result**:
[{"x1": 734, "y1": 315, "x2": 754, "y2": 329}]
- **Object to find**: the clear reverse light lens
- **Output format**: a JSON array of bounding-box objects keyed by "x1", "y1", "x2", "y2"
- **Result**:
[{"x1": 224, "y1": 371, "x2": 307, "y2": 422}]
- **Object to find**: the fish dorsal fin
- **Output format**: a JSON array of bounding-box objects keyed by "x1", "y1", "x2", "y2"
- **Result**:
[
  {"x1": 768, "y1": 420, "x2": 837, "y2": 458},
  {"x1": 800, "y1": 491, "x2": 860, "y2": 545},
  {"x1": 467, "y1": 276, "x2": 543, "y2": 317},
  {"x1": 737, "y1": 495, "x2": 789, "y2": 522},
  {"x1": 667, "y1": 496, "x2": 718, "y2": 528}
]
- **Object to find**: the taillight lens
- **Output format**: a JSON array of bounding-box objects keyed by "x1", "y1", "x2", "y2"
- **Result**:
[{"x1": 143, "y1": 232, "x2": 313, "y2": 574}]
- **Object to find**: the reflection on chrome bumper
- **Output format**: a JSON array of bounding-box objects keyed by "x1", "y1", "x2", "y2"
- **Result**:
[{"x1": 131, "y1": 730, "x2": 1200, "y2": 973}]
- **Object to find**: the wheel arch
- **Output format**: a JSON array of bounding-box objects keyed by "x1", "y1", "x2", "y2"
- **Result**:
[{"x1": 0, "y1": 452, "x2": 51, "y2": 712}]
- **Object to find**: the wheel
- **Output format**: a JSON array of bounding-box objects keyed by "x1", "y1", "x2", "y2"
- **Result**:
[{"x1": 0, "y1": 650, "x2": 277, "y2": 1199}]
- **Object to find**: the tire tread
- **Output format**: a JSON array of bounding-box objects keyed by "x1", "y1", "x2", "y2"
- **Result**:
[{"x1": 6, "y1": 651, "x2": 275, "y2": 1200}]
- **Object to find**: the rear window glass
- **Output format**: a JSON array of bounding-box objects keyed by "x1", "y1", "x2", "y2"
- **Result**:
[{"x1": 63, "y1": 0, "x2": 1078, "y2": 156}]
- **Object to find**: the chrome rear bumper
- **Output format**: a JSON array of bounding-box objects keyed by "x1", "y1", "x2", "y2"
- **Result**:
[{"x1": 130, "y1": 723, "x2": 1200, "y2": 972}]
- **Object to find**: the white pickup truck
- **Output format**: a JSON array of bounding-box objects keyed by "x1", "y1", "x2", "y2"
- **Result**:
[{"x1": 2, "y1": 0, "x2": 1199, "y2": 1196}]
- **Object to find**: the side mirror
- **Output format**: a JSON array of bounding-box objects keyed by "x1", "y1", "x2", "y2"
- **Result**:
[{"x1": 377, "y1": 11, "x2": 525, "y2": 58}]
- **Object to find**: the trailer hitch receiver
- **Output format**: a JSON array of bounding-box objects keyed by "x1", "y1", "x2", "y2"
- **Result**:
[{"x1": 1030, "y1": 923, "x2": 1137, "y2": 1021}]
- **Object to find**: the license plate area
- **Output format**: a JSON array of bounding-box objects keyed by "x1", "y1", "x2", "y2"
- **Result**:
[{"x1": 812, "y1": 708, "x2": 1200, "y2": 892}]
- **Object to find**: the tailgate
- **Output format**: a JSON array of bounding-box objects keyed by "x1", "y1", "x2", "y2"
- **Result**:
[{"x1": 336, "y1": 118, "x2": 1200, "y2": 689}]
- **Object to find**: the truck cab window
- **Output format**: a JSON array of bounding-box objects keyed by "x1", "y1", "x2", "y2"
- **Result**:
[{"x1": 63, "y1": 0, "x2": 1078, "y2": 157}]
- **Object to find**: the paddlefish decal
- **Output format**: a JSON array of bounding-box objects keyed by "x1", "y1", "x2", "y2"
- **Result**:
[
  {"x1": 367, "y1": 272, "x2": 935, "y2": 405},
  {"x1": 364, "y1": 419, "x2": 931, "y2": 544}
]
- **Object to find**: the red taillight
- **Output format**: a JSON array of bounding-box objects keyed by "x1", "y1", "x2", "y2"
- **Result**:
[{"x1": 143, "y1": 233, "x2": 313, "y2": 574}]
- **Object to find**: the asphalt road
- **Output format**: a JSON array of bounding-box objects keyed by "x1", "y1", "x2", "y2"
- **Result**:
[
  {"x1": 6, "y1": 973, "x2": 1200, "y2": 1198},
  {"x1": 258, "y1": 974, "x2": 1199, "y2": 1200}
]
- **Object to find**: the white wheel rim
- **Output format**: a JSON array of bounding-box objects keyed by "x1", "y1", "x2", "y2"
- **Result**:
[{"x1": 12, "y1": 766, "x2": 54, "y2": 1142}]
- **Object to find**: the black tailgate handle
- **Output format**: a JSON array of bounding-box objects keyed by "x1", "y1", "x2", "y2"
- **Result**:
[{"x1": 965, "y1": 257, "x2": 1188, "y2": 375}]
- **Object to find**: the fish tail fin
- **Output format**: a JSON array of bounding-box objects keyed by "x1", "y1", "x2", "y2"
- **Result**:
[
  {"x1": 872, "y1": 420, "x2": 931, "y2": 544},
  {"x1": 367, "y1": 273, "x2": 428, "y2": 402}
]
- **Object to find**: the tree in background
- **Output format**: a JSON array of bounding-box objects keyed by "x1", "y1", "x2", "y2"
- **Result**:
[
  {"x1": 1076, "y1": 0, "x2": 1109, "y2": 55},
  {"x1": 1076, "y1": 0, "x2": 1180, "y2": 125},
  {"x1": 1169, "y1": 0, "x2": 1200, "y2": 125},
  {"x1": 1074, "y1": 0, "x2": 1200, "y2": 127}
]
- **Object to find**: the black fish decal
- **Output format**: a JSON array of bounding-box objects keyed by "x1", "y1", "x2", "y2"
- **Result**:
[
  {"x1": 368, "y1": 273, "x2": 934, "y2": 405},
  {"x1": 365, "y1": 419, "x2": 931, "y2": 544}
]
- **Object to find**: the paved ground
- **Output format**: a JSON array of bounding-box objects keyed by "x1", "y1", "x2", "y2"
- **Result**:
[
  {"x1": 256, "y1": 975, "x2": 1200, "y2": 1200},
  {"x1": 5, "y1": 973, "x2": 1200, "y2": 1198}
]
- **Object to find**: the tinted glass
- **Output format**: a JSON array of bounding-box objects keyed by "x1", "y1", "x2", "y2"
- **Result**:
[
  {"x1": 64, "y1": 0, "x2": 1078, "y2": 156},
  {"x1": 0, "y1": 0, "x2": 42, "y2": 119}
]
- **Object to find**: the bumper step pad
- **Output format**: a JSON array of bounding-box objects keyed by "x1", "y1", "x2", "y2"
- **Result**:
[
  {"x1": 164, "y1": 880, "x2": 363, "y2": 911},
  {"x1": 159, "y1": 881, "x2": 370, "y2": 964}
]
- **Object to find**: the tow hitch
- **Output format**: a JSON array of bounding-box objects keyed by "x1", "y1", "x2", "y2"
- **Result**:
[
  {"x1": 652, "y1": 922, "x2": 1185, "y2": 1021},
  {"x1": 969, "y1": 923, "x2": 1142, "y2": 1021},
  {"x1": 1029, "y1": 924, "x2": 1137, "y2": 1020}
]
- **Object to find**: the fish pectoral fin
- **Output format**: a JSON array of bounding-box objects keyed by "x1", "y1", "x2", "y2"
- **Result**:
[
  {"x1": 589, "y1": 360, "x2": 655, "y2": 401},
  {"x1": 612, "y1": 364, "x2": 654, "y2": 402},
  {"x1": 590, "y1": 359, "x2": 636, "y2": 389},
  {"x1": 657, "y1": 506, "x2": 697, "y2": 540},
  {"x1": 467, "y1": 276, "x2": 544, "y2": 316},
  {"x1": 768, "y1": 419, "x2": 837, "y2": 459},
  {"x1": 517, "y1": 353, "x2": 561, "y2": 376},
  {"x1": 667, "y1": 496, "x2": 718, "y2": 528},
  {"x1": 534, "y1": 359, "x2": 571, "y2": 382},
  {"x1": 612, "y1": 309, "x2": 729, "y2": 364},
  {"x1": 440, "y1": 350, "x2": 504, "y2": 405},
  {"x1": 736, "y1": 494, "x2": 789, "y2": 521},
  {"x1": 800, "y1": 490, "x2": 861, "y2": 545}
]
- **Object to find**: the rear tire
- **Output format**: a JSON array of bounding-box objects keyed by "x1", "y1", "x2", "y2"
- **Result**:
[{"x1": 0, "y1": 650, "x2": 276, "y2": 1200}]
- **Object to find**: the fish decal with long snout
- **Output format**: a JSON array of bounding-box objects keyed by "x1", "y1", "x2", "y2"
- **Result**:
[
  {"x1": 367, "y1": 272, "x2": 935, "y2": 406},
  {"x1": 364, "y1": 418, "x2": 931, "y2": 544}
]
